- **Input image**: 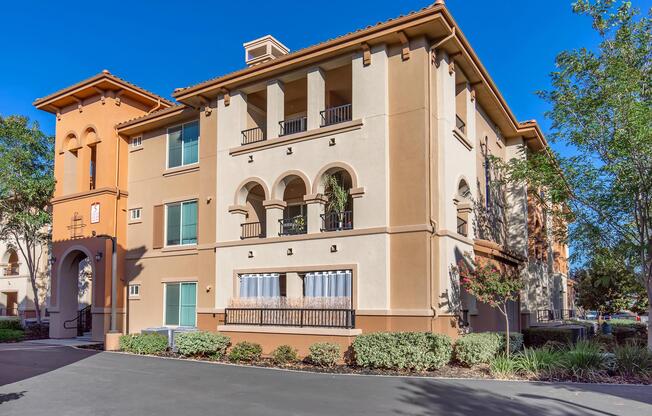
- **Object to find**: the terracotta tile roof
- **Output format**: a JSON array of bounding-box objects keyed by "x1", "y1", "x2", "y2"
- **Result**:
[
  {"x1": 115, "y1": 104, "x2": 189, "y2": 129},
  {"x1": 173, "y1": 3, "x2": 441, "y2": 98},
  {"x1": 34, "y1": 70, "x2": 174, "y2": 108}
]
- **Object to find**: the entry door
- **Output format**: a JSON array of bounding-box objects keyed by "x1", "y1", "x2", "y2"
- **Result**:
[
  {"x1": 6, "y1": 292, "x2": 18, "y2": 316},
  {"x1": 180, "y1": 283, "x2": 197, "y2": 327}
]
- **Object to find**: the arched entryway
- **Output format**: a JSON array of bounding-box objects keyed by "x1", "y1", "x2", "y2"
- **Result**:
[{"x1": 57, "y1": 248, "x2": 94, "y2": 338}]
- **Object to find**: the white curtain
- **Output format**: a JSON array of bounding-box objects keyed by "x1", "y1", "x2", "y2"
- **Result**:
[
  {"x1": 239, "y1": 273, "x2": 281, "y2": 298},
  {"x1": 304, "y1": 270, "x2": 352, "y2": 297}
]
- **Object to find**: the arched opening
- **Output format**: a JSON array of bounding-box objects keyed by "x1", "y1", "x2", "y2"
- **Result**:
[
  {"x1": 2, "y1": 248, "x2": 19, "y2": 276},
  {"x1": 58, "y1": 249, "x2": 93, "y2": 338},
  {"x1": 238, "y1": 182, "x2": 267, "y2": 239},
  {"x1": 320, "y1": 168, "x2": 353, "y2": 231},
  {"x1": 279, "y1": 175, "x2": 308, "y2": 235},
  {"x1": 456, "y1": 179, "x2": 471, "y2": 237},
  {"x1": 62, "y1": 133, "x2": 80, "y2": 194}
]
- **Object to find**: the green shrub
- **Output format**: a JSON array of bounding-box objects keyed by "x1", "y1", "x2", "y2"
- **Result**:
[
  {"x1": 560, "y1": 340, "x2": 606, "y2": 379},
  {"x1": 514, "y1": 347, "x2": 563, "y2": 376},
  {"x1": 500, "y1": 332, "x2": 524, "y2": 354},
  {"x1": 0, "y1": 328, "x2": 24, "y2": 342},
  {"x1": 564, "y1": 320, "x2": 597, "y2": 337},
  {"x1": 119, "y1": 333, "x2": 168, "y2": 355},
  {"x1": 308, "y1": 342, "x2": 341, "y2": 367},
  {"x1": 523, "y1": 327, "x2": 577, "y2": 348},
  {"x1": 175, "y1": 331, "x2": 230, "y2": 358},
  {"x1": 490, "y1": 355, "x2": 516, "y2": 379},
  {"x1": 0, "y1": 319, "x2": 22, "y2": 330},
  {"x1": 228, "y1": 341, "x2": 262, "y2": 362},
  {"x1": 454, "y1": 333, "x2": 502, "y2": 366},
  {"x1": 593, "y1": 334, "x2": 617, "y2": 352},
  {"x1": 352, "y1": 332, "x2": 452, "y2": 371},
  {"x1": 612, "y1": 325, "x2": 646, "y2": 345},
  {"x1": 613, "y1": 343, "x2": 652, "y2": 378},
  {"x1": 271, "y1": 345, "x2": 298, "y2": 364}
]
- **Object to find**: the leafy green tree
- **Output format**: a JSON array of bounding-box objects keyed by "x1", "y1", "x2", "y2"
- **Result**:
[
  {"x1": 0, "y1": 115, "x2": 55, "y2": 325},
  {"x1": 456, "y1": 253, "x2": 523, "y2": 357},
  {"x1": 495, "y1": 0, "x2": 652, "y2": 348}
]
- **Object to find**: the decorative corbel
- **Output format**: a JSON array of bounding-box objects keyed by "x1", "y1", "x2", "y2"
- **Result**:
[
  {"x1": 72, "y1": 96, "x2": 83, "y2": 113},
  {"x1": 199, "y1": 96, "x2": 212, "y2": 116},
  {"x1": 470, "y1": 89, "x2": 476, "y2": 102},
  {"x1": 219, "y1": 88, "x2": 230, "y2": 106},
  {"x1": 361, "y1": 43, "x2": 371, "y2": 66},
  {"x1": 52, "y1": 105, "x2": 62, "y2": 121},
  {"x1": 94, "y1": 87, "x2": 106, "y2": 105},
  {"x1": 115, "y1": 90, "x2": 124, "y2": 106},
  {"x1": 397, "y1": 31, "x2": 410, "y2": 61},
  {"x1": 448, "y1": 61, "x2": 455, "y2": 75}
]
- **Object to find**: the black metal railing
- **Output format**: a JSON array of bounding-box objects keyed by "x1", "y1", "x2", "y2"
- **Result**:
[
  {"x1": 457, "y1": 216, "x2": 468, "y2": 237},
  {"x1": 3, "y1": 265, "x2": 19, "y2": 276},
  {"x1": 320, "y1": 104, "x2": 352, "y2": 127},
  {"x1": 456, "y1": 114, "x2": 466, "y2": 134},
  {"x1": 241, "y1": 127, "x2": 266, "y2": 145},
  {"x1": 225, "y1": 308, "x2": 356, "y2": 329},
  {"x1": 63, "y1": 305, "x2": 92, "y2": 336},
  {"x1": 321, "y1": 211, "x2": 353, "y2": 232},
  {"x1": 0, "y1": 307, "x2": 18, "y2": 317},
  {"x1": 536, "y1": 309, "x2": 577, "y2": 323},
  {"x1": 279, "y1": 116, "x2": 307, "y2": 136},
  {"x1": 241, "y1": 222, "x2": 264, "y2": 239},
  {"x1": 279, "y1": 215, "x2": 307, "y2": 236}
]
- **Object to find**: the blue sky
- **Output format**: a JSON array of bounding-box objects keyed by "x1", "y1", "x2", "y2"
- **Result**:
[{"x1": 0, "y1": 0, "x2": 649, "y2": 147}]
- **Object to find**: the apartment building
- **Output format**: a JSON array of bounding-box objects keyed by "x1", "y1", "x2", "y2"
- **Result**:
[{"x1": 34, "y1": 2, "x2": 568, "y2": 351}]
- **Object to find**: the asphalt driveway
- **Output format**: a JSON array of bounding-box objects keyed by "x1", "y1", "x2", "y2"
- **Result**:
[{"x1": 0, "y1": 341, "x2": 651, "y2": 416}]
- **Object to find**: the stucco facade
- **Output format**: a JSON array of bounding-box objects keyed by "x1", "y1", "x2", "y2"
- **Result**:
[{"x1": 35, "y1": 3, "x2": 568, "y2": 351}]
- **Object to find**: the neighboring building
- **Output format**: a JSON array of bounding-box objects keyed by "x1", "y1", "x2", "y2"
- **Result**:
[
  {"x1": 35, "y1": 2, "x2": 568, "y2": 351},
  {"x1": 0, "y1": 239, "x2": 49, "y2": 320}
]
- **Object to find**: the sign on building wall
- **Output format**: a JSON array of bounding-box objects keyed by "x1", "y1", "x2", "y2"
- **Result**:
[{"x1": 90, "y1": 203, "x2": 100, "y2": 224}]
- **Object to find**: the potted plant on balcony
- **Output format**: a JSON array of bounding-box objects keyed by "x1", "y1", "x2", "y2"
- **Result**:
[
  {"x1": 324, "y1": 174, "x2": 349, "y2": 230},
  {"x1": 291, "y1": 215, "x2": 306, "y2": 234}
]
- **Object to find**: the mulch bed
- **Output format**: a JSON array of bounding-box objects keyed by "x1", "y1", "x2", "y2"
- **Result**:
[{"x1": 120, "y1": 351, "x2": 650, "y2": 384}]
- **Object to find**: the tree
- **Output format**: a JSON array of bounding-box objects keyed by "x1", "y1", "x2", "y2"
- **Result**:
[
  {"x1": 494, "y1": 0, "x2": 652, "y2": 348},
  {"x1": 456, "y1": 253, "x2": 524, "y2": 357},
  {"x1": 0, "y1": 115, "x2": 55, "y2": 326}
]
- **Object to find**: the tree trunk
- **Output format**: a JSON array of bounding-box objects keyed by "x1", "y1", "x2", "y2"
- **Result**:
[
  {"x1": 648, "y1": 305, "x2": 652, "y2": 352},
  {"x1": 502, "y1": 303, "x2": 510, "y2": 358}
]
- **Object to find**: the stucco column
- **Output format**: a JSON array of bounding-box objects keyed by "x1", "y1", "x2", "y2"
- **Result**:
[
  {"x1": 266, "y1": 80, "x2": 285, "y2": 139},
  {"x1": 263, "y1": 200, "x2": 286, "y2": 237},
  {"x1": 286, "y1": 272, "x2": 303, "y2": 299},
  {"x1": 304, "y1": 194, "x2": 326, "y2": 233},
  {"x1": 307, "y1": 67, "x2": 325, "y2": 130},
  {"x1": 352, "y1": 44, "x2": 388, "y2": 120},
  {"x1": 505, "y1": 137, "x2": 528, "y2": 257}
]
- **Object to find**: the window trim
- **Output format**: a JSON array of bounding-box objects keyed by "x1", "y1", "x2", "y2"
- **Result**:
[
  {"x1": 129, "y1": 207, "x2": 142, "y2": 222},
  {"x1": 166, "y1": 120, "x2": 200, "y2": 170},
  {"x1": 128, "y1": 284, "x2": 140, "y2": 298},
  {"x1": 131, "y1": 136, "x2": 143, "y2": 148},
  {"x1": 163, "y1": 281, "x2": 197, "y2": 327},
  {"x1": 164, "y1": 199, "x2": 198, "y2": 247}
]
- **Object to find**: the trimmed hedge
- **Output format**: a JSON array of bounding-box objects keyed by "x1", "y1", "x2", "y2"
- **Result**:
[
  {"x1": 119, "y1": 333, "x2": 168, "y2": 354},
  {"x1": 308, "y1": 342, "x2": 341, "y2": 367},
  {"x1": 228, "y1": 341, "x2": 262, "y2": 362},
  {"x1": 352, "y1": 332, "x2": 452, "y2": 371},
  {"x1": 0, "y1": 328, "x2": 24, "y2": 342},
  {"x1": 454, "y1": 332, "x2": 523, "y2": 367},
  {"x1": 175, "y1": 331, "x2": 230, "y2": 358},
  {"x1": 0, "y1": 319, "x2": 22, "y2": 330},
  {"x1": 523, "y1": 327, "x2": 580, "y2": 348}
]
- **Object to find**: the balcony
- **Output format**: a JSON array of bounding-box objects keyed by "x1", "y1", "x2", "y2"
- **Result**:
[
  {"x1": 457, "y1": 216, "x2": 468, "y2": 237},
  {"x1": 3, "y1": 265, "x2": 18, "y2": 276},
  {"x1": 320, "y1": 104, "x2": 352, "y2": 127},
  {"x1": 241, "y1": 127, "x2": 266, "y2": 145},
  {"x1": 321, "y1": 211, "x2": 353, "y2": 232},
  {"x1": 279, "y1": 116, "x2": 307, "y2": 136},
  {"x1": 536, "y1": 309, "x2": 576, "y2": 323},
  {"x1": 279, "y1": 215, "x2": 307, "y2": 236},
  {"x1": 241, "y1": 222, "x2": 264, "y2": 239},
  {"x1": 224, "y1": 307, "x2": 355, "y2": 329}
]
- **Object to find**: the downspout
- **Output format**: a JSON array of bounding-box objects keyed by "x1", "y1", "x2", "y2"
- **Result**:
[
  {"x1": 147, "y1": 98, "x2": 163, "y2": 115},
  {"x1": 427, "y1": 27, "x2": 456, "y2": 330},
  {"x1": 113, "y1": 126, "x2": 121, "y2": 333}
]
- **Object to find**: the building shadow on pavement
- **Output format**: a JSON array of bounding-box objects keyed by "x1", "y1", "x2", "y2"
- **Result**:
[
  {"x1": 394, "y1": 379, "x2": 616, "y2": 416},
  {"x1": 533, "y1": 382, "x2": 652, "y2": 407},
  {"x1": 0, "y1": 345, "x2": 98, "y2": 387}
]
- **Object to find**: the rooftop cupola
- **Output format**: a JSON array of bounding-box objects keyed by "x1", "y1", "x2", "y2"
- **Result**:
[{"x1": 244, "y1": 35, "x2": 289, "y2": 67}]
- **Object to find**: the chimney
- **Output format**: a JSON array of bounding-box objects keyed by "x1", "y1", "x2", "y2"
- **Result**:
[{"x1": 243, "y1": 35, "x2": 289, "y2": 67}]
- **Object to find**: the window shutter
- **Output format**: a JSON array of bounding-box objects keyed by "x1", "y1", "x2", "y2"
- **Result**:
[{"x1": 153, "y1": 204, "x2": 164, "y2": 249}]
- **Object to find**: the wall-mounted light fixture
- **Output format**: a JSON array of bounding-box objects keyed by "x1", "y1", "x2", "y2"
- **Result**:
[
  {"x1": 95, "y1": 252, "x2": 103, "y2": 262},
  {"x1": 329, "y1": 137, "x2": 336, "y2": 146},
  {"x1": 248, "y1": 155, "x2": 254, "y2": 163},
  {"x1": 49, "y1": 255, "x2": 56, "y2": 265},
  {"x1": 330, "y1": 244, "x2": 338, "y2": 253},
  {"x1": 286, "y1": 147, "x2": 293, "y2": 155},
  {"x1": 248, "y1": 251, "x2": 254, "y2": 258},
  {"x1": 287, "y1": 248, "x2": 293, "y2": 256}
]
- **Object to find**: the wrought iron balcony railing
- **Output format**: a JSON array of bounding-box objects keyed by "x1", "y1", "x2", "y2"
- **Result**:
[
  {"x1": 241, "y1": 127, "x2": 266, "y2": 145},
  {"x1": 279, "y1": 116, "x2": 307, "y2": 136},
  {"x1": 241, "y1": 222, "x2": 264, "y2": 239},
  {"x1": 320, "y1": 104, "x2": 352, "y2": 127},
  {"x1": 321, "y1": 211, "x2": 353, "y2": 232},
  {"x1": 279, "y1": 215, "x2": 307, "y2": 236},
  {"x1": 224, "y1": 307, "x2": 355, "y2": 329}
]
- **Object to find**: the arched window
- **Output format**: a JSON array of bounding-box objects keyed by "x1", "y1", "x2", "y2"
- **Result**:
[
  {"x1": 3, "y1": 249, "x2": 19, "y2": 276},
  {"x1": 320, "y1": 169, "x2": 353, "y2": 231},
  {"x1": 278, "y1": 175, "x2": 308, "y2": 236},
  {"x1": 62, "y1": 133, "x2": 80, "y2": 194},
  {"x1": 456, "y1": 179, "x2": 472, "y2": 237}
]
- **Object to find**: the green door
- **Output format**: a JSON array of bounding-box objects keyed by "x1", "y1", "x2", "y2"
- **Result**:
[
  {"x1": 165, "y1": 283, "x2": 180, "y2": 326},
  {"x1": 180, "y1": 283, "x2": 197, "y2": 327}
]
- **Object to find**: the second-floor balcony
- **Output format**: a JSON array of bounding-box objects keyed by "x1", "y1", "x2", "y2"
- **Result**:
[
  {"x1": 279, "y1": 214, "x2": 307, "y2": 236},
  {"x1": 455, "y1": 114, "x2": 466, "y2": 134},
  {"x1": 320, "y1": 104, "x2": 352, "y2": 127},
  {"x1": 3, "y1": 265, "x2": 19, "y2": 276},
  {"x1": 321, "y1": 211, "x2": 353, "y2": 232},
  {"x1": 241, "y1": 127, "x2": 266, "y2": 145},
  {"x1": 241, "y1": 222, "x2": 264, "y2": 239},
  {"x1": 279, "y1": 116, "x2": 307, "y2": 136}
]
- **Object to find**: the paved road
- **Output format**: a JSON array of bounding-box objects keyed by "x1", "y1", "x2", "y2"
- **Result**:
[{"x1": 1, "y1": 342, "x2": 651, "y2": 416}]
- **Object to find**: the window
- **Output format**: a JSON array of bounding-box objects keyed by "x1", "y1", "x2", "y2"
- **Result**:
[
  {"x1": 131, "y1": 136, "x2": 142, "y2": 148},
  {"x1": 129, "y1": 208, "x2": 142, "y2": 221},
  {"x1": 303, "y1": 270, "x2": 352, "y2": 298},
  {"x1": 239, "y1": 273, "x2": 286, "y2": 298},
  {"x1": 166, "y1": 200, "x2": 198, "y2": 246},
  {"x1": 167, "y1": 121, "x2": 199, "y2": 169},
  {"x1": 164, "y1": 282, "x2": 196, "y2": 326},
  {"x1": 129, "y1": 284, "x2": 140, "y2": 297}
]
